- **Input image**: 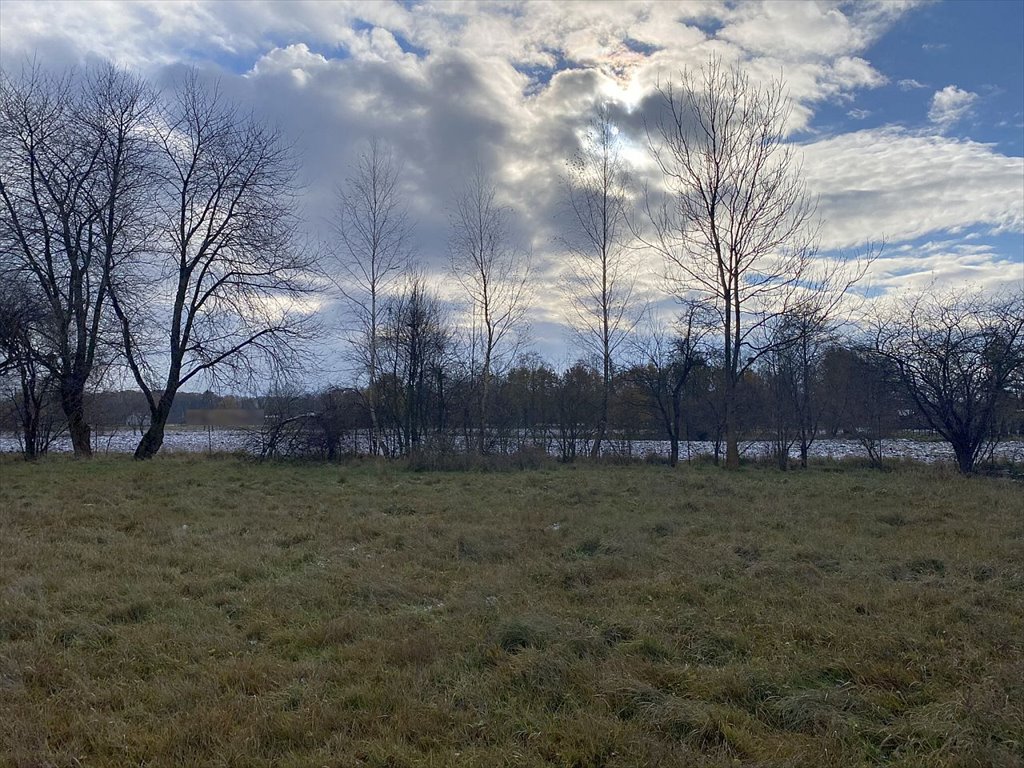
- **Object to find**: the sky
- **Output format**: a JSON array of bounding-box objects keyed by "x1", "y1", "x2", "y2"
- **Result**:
[{"x1": 1, "y1": 0, "x2": 1022, "y2": 374}]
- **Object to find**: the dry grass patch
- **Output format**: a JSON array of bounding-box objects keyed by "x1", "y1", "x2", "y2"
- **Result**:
[{"x1": 1, "y1": 456, "x2": 1022, "y2": 766}]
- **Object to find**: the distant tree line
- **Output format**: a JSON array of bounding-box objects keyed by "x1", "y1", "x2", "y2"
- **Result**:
[
  {"x1": 233, "y1": 329, "x2": 1023, "y2": 469},
  {"x1": 2, "y1": 58, "x2": 1021, "y2": 473}
]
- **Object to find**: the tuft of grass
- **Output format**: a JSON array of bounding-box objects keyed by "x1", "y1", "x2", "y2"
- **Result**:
[
  {"x1": 1, "y1": 455, "x2": 1022, "y2": 766},
  {"x1": 493, "y1": 615, "x2": 555, "y2": 653}
]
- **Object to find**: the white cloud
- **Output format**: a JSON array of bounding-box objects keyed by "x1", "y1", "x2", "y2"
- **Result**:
[
  {"x1": 248, "y1": 43, "x2": 330, "y2": 85},
  {"x1": 897, "y1": 77, "x2": 927, "y2": 90},
  {"x1": 720, "y1": 1, "x2": 885, "y2": 59},
  {"x1": 0, "y1": 0, "x2": 1019, "y2": 361},
  {"x1": 864, "y1": 241, "x2": 1023, "y2": 295},
  {"x1": 928, "y1": 85, "x2": 978, "y2": 128},
  {"x1": 801, "y1": 127, "x2": 1024, "y2": 249}
]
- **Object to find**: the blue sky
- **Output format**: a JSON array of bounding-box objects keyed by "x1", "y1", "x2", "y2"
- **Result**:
[
  {"x1": 1, "y1": 0, "x2": 1022, "y2": 371},
  {"x1": 810, "y1": 0, "x2": 1024, "y2": 152}
]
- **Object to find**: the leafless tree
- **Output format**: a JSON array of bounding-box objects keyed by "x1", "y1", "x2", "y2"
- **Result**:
[
  {"x1": 110, "y1": 72, "x2": 319, "y2": 459},
  {"x1": 0, "y1": 274, "x2": 62, "y2": 459},
  {"x1": 377, "y1": 274, "x2": 454, "y2": 455},
  {"x1": 641, "y1": 57, "x2": 869, "y2": 469},
  {"x1": 629, "y1": 301, "x2": 711, "y2": 467},
  {"x1": 0, "y1": 63, "x2": 154, "y2": 456},
  {"x1": 873, "y1": 287, "x2": 1024, "y2": 474},
  {"x1": 554, "y1": 361, "x2": 602, "y2": 462},
  {"x1": 560, "y1": 105, "x2": 641, "y2": 457},
  {"x1": 762, "y1": 306, "x2": 837, "y2": 468},
  {"x1": 333, "y1": 139, "x2": 412, "y2": 455},
  {"x1": 449, "y1": 165, "x2": 531, "y2": 453},
  {"x1": 821, "y1": 344, "x2": 901, "y2": 468}
]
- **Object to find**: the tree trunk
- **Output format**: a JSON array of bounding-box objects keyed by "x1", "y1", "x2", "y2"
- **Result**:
[
  {"x1": 21, "y1": 420, "x2": 38, "y2": 461},
  {"x1": 61, "y1": 383, "x2": 92, "y2": 458},
  {"x1": 724, "y1": 389, "x2": 740, "y2": 469},
  {"x1": 19, "y1": 372, "x2": 40, "y2": 460},
  {"x1": 591, "y1": 353, "x2": 610, "y2": 458},
  {"x1": 367, "y1": 384, "x2": 380, "y2": 456},
  {"x1": 478, "y1": 360, "x2": 491, "y2": 455},
  {"x1": 134, "y1": 421, "x2": 166, "y2": 460},
  {"x1": 669, "y1": 391, "x2": 682, "y2": 468},
  {"x1": 591, "y1": 403, "x2": 607, "y2": 458},
  {"x1": 775, "y1": 438, "x2": 789, "y2": 470},
  {"x1": 134, "y1": 394, "x2": 175, "y2": 460},
  {"x1": 953, "y1": 441, "x2": 975, "y2": 475}
]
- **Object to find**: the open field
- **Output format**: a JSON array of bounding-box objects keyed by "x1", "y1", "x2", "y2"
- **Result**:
[{"x1": 1, "y1": 458, "x2": 1022, "y2": 767}]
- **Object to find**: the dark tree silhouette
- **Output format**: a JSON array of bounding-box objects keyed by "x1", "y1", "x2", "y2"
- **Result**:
[
  {"x1": 0, "y1": 64, "x2": 154, "y2": 456},
  {"x1": 873, "y1": 287, "x2": 1024, "y2": 474},
  {"x1": 110, "y1": 72, "x2": 318, "y2": 459},
  {"x1": 629, "y1": 302, "x2": 710, "y2": 466},
  {"x1": 0, "y1": 275, "x2": 60, "y2": 459}
]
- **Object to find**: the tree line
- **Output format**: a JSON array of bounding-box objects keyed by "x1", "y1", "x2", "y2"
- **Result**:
[{"x1": 2, "y1": 58, "x2": 1021, "y2": 473}]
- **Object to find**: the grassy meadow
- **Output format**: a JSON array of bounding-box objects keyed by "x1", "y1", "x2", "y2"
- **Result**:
[{"x1": 1, "y1": 456, "x2": 1022, "y2": 767}]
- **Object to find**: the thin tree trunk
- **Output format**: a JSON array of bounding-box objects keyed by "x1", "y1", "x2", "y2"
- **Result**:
[
  {"x1": 669, "y1": 388, "x2": 683, "y2": 468},
  {"x1": 22, "y1": 415, "x2": 38, "y2": 461},
  {"x1": 19, "y1": 370, "x2": 40, "y2": 460},
  {"x1": 479, "y1": 341, "x2": 492, "y2": 454},
  {"x1": 21, "y1": 412, "x2": 38, "y2": 461},
  {"x1": 368, "y1": 297, "x2": 380, "y2": 455},
  {"x1": 725, "y1": 382, "x2": 740, "y2": 469},
  {"x1": 591, "y1": 387, "x2": 608, "y2": 458}
]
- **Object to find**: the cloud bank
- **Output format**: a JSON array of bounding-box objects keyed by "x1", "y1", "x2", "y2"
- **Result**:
[{"x1": 1, "y1": 0, "x2": 1021, "y2": 364}]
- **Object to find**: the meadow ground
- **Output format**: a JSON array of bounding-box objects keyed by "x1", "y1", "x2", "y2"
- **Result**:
[{"x1": 1, "y1": 456, "x2": 1022, "y2": 767}]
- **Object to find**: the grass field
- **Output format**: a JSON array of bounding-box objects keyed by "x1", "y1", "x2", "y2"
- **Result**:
[{"x1": 1, "y1": 457, "x2": 1022, "y2": 767}]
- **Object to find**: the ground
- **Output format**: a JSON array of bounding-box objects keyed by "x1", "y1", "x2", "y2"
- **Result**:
[{"x1": 1, "y1": 456, "x2": 1022, "y2": 767}]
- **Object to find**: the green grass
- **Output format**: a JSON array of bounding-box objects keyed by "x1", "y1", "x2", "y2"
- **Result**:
[{"x1": 1, "y1": 457, "x2": 1022, "y2": 767}]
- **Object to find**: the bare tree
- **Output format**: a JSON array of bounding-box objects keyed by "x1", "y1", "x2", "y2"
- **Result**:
[
  {"x1": 873, "y1": 287, "x2": 1024, "y2": 474},
  {"x1": 449, "y1": 165, "x2": 531, "y2": 453},
  {"x1": 0, "y1": 274, "x2": 61, "y2": 459},
  {"x1": 819, "y1": 344, "x2": 901, "y2": 468},
  {"x1": 762, "y1": 307, "x2": 837, "y2": 468},
  {"x1": 333, "y1": 139, "x2": 412, "y2": 455},
  {"x1": 376, "y1": 274, "x2": 454, "y2": 455},
  {"x1": 629, "y1": 301, "x2": 710, "y2": 467},
  {"x1": 560, "y1": 105, "x2": 641, "y2": 456},
  {"x1": 0, "y1": 63, "x2": 154, "y2": 456},
  {"x1": 554, "y1": 361, "x2": 602, "y2": 462},
  {"x1": 641, "y1": 57, "x2": 867, "y2": 469},
  {"x1": 110, "y1": 72, "x2": 318, "y2": 459}
]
